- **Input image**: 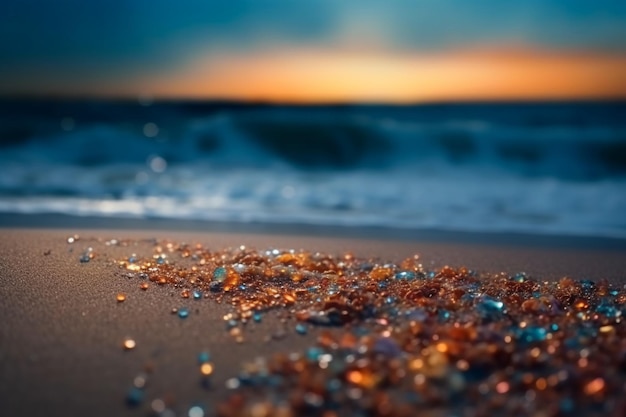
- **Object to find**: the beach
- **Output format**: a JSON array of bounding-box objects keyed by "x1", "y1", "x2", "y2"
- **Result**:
[
  {"x1": 1, "y1": 100, "x2": 625, "y2": 416},
  {"x1": 2, "y1": 2, "x2": 625, "y2": 415},
  {"x1": 1, "y1": 224, "x2": 625, "y2": 416}
]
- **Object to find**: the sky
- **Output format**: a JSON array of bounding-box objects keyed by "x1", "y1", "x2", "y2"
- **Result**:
[{"x1": 1, "y1": 0, "x2": 625, "y2": 102}]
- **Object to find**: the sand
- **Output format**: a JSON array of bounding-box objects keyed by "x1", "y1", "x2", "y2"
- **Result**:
[{"x1": 1, "y1": 227, "x2": 625, "y2": 417}]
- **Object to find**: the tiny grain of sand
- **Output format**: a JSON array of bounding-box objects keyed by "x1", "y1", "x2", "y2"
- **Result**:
[{"x1": 0, "y1": 228, "x2": 625, "y2": 417}]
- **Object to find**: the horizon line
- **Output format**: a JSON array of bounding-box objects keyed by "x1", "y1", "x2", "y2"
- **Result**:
[{"x1": 1, "y1": 93, "x2": 625, "y2": 107}]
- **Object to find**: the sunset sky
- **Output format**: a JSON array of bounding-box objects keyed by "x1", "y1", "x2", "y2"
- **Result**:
[{"x1": 1, "y1": 1, "x2": 625, "y2": 102}]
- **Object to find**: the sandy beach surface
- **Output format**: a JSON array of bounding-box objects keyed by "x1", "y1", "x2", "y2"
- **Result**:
[{"x1": 1, "y1": 227, "x2": 625, "y2": 417}]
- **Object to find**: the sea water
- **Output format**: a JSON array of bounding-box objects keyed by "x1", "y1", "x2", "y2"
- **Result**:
[{"x1": 0, "y1": 100, "x2": 625, "y2": 238}]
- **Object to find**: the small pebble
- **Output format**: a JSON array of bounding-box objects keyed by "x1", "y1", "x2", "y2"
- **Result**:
[
  {"x1": 151, "y1": 399, "x2": 166, "y2": 413},
  {"x1": 295, "y1": 323, "x2": 308, "y2": 335},
  {"x1": 133, "y1": 374, "x2": 147, "y2": 389},
  {"x1": 200, "y1": 363, "x2": 214, "y2": 376},
  {"x1": 125, "y1": 387, "x2": 143, "y2": 407},
  {"x1": 123, "y1": 338, "x2": 136, "y2": 350},
  {"x1": 188, "y1": 405, "x2": 205, "y2": 417},
  {"x1": 198, "y1": 351, "x2": 211, "y2": 364},
  {"x1": 225, "y1": 378, "x2": 240, "y2": 389}
]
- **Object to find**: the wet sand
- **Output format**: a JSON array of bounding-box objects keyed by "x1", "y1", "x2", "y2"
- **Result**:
[{"x1": 1, "y1": 228, "x2": 625, "y2": 417}]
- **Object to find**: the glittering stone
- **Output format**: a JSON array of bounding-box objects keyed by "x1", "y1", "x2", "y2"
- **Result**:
[
  {"x1": 295, "y1": 323, "x2": 308, "y2": 335},
  {"x1": 198, "y1": 351, "x2": 211, "y2": 364},
  {"x1": 123, "y1": 338, "x2": 136, "y2": 350},
  {"x1": 395, "y1": 271, "x2": 416, "y2": 280},
  {"x1": 126, "y1": 387, "x2": 144, "y2": 407},
  {"x1": 213, "y1": 267, "x2": 227, "y2": 282},
  {"x1": 209, "y1": 281, "x2": 223, "y2": 293},
  {"x1": 188, "y1": 405, "x2": 205, "y2": 417},
  {"x1": 200, "y1": 363, "x2": 214, "y2": 376},
  {"x1": 225, "y1": 378, "x2": 240, "y2": 389},
  {"x1": 516, "y1": 326, "x2": 547, "y2": 344},
  {"x1": 109, "y1": 238, "x2": 626, "y2": 416},
  {"x1": 476, "y1": 295, "x2": 506, "y2": 321},
  {"x1": 133, "y1": 373, "x2": 148, "y2": 389}
]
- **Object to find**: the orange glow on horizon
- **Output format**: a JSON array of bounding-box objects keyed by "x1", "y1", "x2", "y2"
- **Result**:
[{"x1": 117, "y1": 48, "x2": 626, "y2": 102}]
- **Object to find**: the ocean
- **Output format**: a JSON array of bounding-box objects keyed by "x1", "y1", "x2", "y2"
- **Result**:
[{"x1": 1, "y1": 99, "x2": 625, "y2": 238}]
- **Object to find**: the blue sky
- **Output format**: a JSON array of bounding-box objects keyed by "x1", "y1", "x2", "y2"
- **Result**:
[{"x1": 1, "y1": 1, "x2": 625, "y2": 99}]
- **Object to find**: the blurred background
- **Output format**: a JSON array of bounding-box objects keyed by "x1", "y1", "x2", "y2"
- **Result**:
[{"x1": 1, "y1": 1, "x2": 625, "y2": 238}]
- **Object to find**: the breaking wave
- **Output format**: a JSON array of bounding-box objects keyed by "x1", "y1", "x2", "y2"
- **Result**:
[{"x1": 1, "y1": 100, "x2": 625, "y2": 237}]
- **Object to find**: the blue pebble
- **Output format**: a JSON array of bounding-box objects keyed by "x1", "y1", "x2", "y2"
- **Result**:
[
  {"x1": 395, "y1": 271, "x2": 416, "y2": 280},
  {"x1": 126, "y1": 387, "x2": 144, "y2": 407},
  {"x1": 198, "y1": 351, "x2": 211, "y2": 364},
  {"x1": 193, "y1": 290, "x2": 202, "y2": 300},
  {"x1": 156, "y1": 256, "x2": 165, "y2": 265},
  {"x1": 512, "y1": 272, "x2": 527, "y2": 282},
  {"x1": 579, "y1": 279, "x2": 595, "y2": 293},
  {"x1": 253, "y1": 312, "x2": 262, "y2": 323},
  {"x1": 517, "y1": 326, "x2": 547, "y2": 344},
  {"x1": 178, "y1": 308, "x2": 189, "y2": 319},
  {"x1": 213, "y1": 267, "x2": 227, "y2": 282},
  {"x1": 306, "y1": 347, "x2": 323, "y2": 361},
  {"x1": 295, "y1": 323, "x2": 308, "y2": 335},
  {"x1": 476, "y1": 297, "x2": 505, "y2": 318},
  {"x1": 79, "y1": 255, "x2": 90, "y2": 263},
  {"x1": 476, "y1": 297, "x2": 507, "y2": 323},
  {"x1": 438, "y1": 310, "x2": 451, "y2": 322},
  {"x1": 596, "y1": 301, "x2": 621, "y2": 318},
  {"x1": 227, "y1": 319, "x2": 238, "y2": 329}
]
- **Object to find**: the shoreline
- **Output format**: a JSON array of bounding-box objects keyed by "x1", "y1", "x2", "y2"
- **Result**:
[{"x1": 2, "y1": 212, "x2": 626, "y2": 251}]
